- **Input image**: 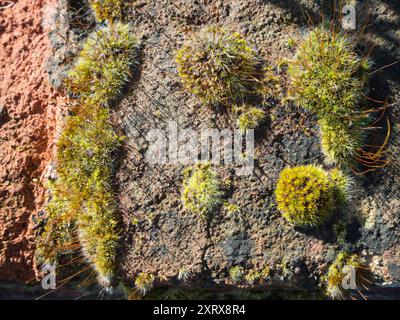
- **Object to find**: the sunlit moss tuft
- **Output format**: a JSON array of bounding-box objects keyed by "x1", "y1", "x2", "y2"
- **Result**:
[
  {"x1": 245, "y1": 269, "x2": 261, "y2": 284},
  {"x1": 275, "y1": 165, "x2": 335, "y2": 227},
  {"x1": 36, "y1": 21, "x2": 138, "y2": 290},
  {"x1": 36, "y1": 107, "x2": 123, "y2": 288},
  {"x1": 275, "y1": 165, "x2": 351, "y2": 227},
  {"x1": 182, "y1": 163, "x2": 223, "y2": 215},
  {"x1": 319, "y1": 117, "x2": 368, "y2": 167},
  {"x1": 329, "y1": 168, "x2": 352, "y2": 207},
  {"x1": 89, "y1": 0, "x2": 132, "y2": 22},
  {"x1": 66, "y1": 22, "x2": 139, "y2": 107},
  {"x1": 288, "y1": 27, "x2": 369, "y2": 121},
  {"x1": 288, "y1": 27, "x2": 371, "y2": 167},
  {"x1": 176, "y1": 26, "x2": 259, "y2": 105},
  {"x1": 135, "y1": 272, "x2": 155, "y2": 296},
  {"x1": 229, "y1": 266, "x2": 245, "y2": 284},
  {"x1": 237, "y1": 107, "x2": 265, "y2": 132}
]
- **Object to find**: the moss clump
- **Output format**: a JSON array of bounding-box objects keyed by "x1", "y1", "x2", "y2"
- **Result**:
[
  {"x1": 66, "y1": 22, "x2": 139, "y2": 106},
  {"x1": 275, "y1": 165, "x2": 343, "y2": 227},
  {"x1": 229, "y1": 266, "x2": 245, "y2": 284},
  {"x1": 36, "y1": 22, "x2": 138, "y2": 290},
  {"x1": 176, "y1": 26, "x2": 259, "y2": 105},
  {"x1": 330, "y1": 168, "x2": 351, "y2": 207},
  {"x1": 223, "y1": 202, "x2": 240, "y2": 216},
  {"x1": 288, "y1": 27, "x2": 371, "y2": 167},
  {"x1": 89, "y1": 0, "x2": 132, "y2": 22},
  {"x1": 325, "y1": 252, "x2": 366, "y2": 299},
  {"x1": 288, "y1": 27, "x2": 369, "y2": 121},
  {"x1": 236, "y1": 107, "x2": 265, "y2": 132},
  {"x1": 135, "y1": 273, "x2": 155, "y2": 296},
  {"x1": 182, "y1": 163, "x2": 222, "y2": 215},
  {"x1": 245, "y1": 269, "x2": 261, "y2": 284},
  {"x1": 319, "y1": 117, "x2": 368, "y2": 167},
  {"x1": 36, "y1": 108, "x2": 123, "y2": 288},
  {"x1": 177, "y1": 267, "x2": 191, "y2": 281}
]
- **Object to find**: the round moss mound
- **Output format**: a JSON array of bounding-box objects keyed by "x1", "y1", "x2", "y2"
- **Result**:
[
  {"x1": 176, "y1": 26, "x2": 259, "y2": 105},
  {"x1": 288, "y1": 27, "x2": 369, "y2": 121},
  {"x1": 275, "y1": 165, "x2": 336, "y2": 227},
  {"x1": 182, "y1": 163, "x2": 222, "y2": 215}
]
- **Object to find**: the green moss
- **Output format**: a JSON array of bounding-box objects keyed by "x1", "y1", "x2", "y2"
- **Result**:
[
  {"x1": 236, "y1": 107, "x2": 265, "y2": 132},
  {"x1": 89, "y1": 0, "x2": 132, "y2": 22},
  {"x1": 229, "y1": 266, "x2": 245, "y2": 284},
  {"x1": 135, "y1": 273, "x2": 155, "y2": 296},
  {"x1": 260, "y1": 265, "x2": 271, "y2": 280},
  {"x1": 176, "y1": 26, "x2": 259, "y2": 105},
  {"x1": 177, "y1": 267, "x2": 191, "y2": 281},
  {"x1": 66, "y1": 22, "x2": 139, "y2": 107},
  {"x1": 182, "y1": 163, "x2": 222, "y2": 215},
  {"x1": 329, "y1": 168, "x2": 351, "y2": 206},
  {"x1": 288, "y1": 27, "x2": 371, "y2": 167},
  {"x1": 319, "y1": 117, "x2": 368, "y2": 167},
  {"x1": 223, "y1": 202, "x2": 240, "y2": 216},
  {"x1": 36, "y1": 22, "x2": 138, "y2": 290},
  {"x1": 245, "y1": 269, "x2": 260, "y2": 284},
  {"x1": 36, "y1": 108, "x2": 123, "y2": 288},
  {"x1": 288, "y1": 27, "x2": 369, "y2": 122},
  {"x1": 275, "y1": 165, "x2": 335, "y2": 227},
  {"x1": 325, "y1": 252, "x2": 365, "y2": 299}
]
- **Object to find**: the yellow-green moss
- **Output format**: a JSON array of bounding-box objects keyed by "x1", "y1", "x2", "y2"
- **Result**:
[
  {"x1": 329, "y1": 168, "x2": 351, "y2": 206},
  {"x1": 36, "y1": 21, "x2": 138, "y2": 290},
  {"x1": 245, "y1": 269, "x2": 260, "y2": 284},
  {"x1": 36, "y1": 107, "x2": 123, "y2": 288},
  {"x1": 135, "y1": 272, "x2": 155, "y2": 296},
  {"x1": 223, "y1": 202, "x2": 240, "y2": 216},
  {"x1": 176, "y1": 26, "x2": 259, "y2": 105},
  {"x1": 288, "y1": 27, "x2": 371, "y2": 167},
  {"x1": 89, "y1": 0, "x2": 132, "y2": 22},
  {"x1": 236, "y1": 107, "x2": 265, "y2": 132},
  {"x1": 182, "y1": 163, "x2": 222, "y2": 215},
  {"x1": 229, "y1": 266, "x2": 245, "y2": 284},
  {"x1": 288, "y1": 27, "x2": 369, "y2": 122},
  {"x1": 275, "y1": 165, "x2": 335, "y2": 227},
  {"x1": 66, "y1": 22, "x2": 138, "y2": 107},
  {"x1": 325, "y1": 252, "x2": 365, "y2": 299},
  {"x1": 319, "y1": 117, "x2": 368, "y2": 167},
  {"x1": 275, "y1": 165, "x2": 351, "y2": 227}
]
